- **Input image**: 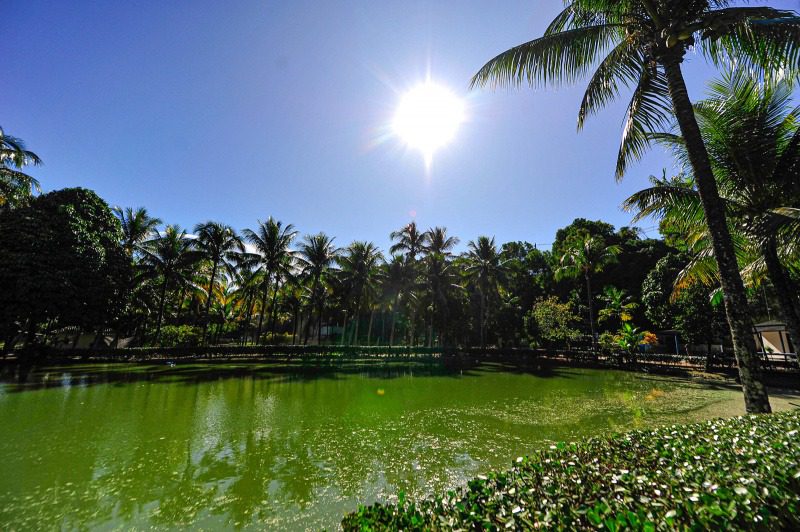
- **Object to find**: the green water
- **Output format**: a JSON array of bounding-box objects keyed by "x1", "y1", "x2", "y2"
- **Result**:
[{"x1": 1, "y1": 362, "x2": 797, "y2": 530}]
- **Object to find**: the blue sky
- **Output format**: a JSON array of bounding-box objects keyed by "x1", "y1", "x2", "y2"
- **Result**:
[{"x1": 4, "y1": 1, "x2": 798, "y2": 252}]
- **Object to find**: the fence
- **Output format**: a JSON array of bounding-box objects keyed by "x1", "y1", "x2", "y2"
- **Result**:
[{"x1": 6, "y1": 343, "x2": 797, "y2": 373}]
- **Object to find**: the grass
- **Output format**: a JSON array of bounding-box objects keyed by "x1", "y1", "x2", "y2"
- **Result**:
[{"x1": 342, "y1": 410, "x2": 800, "y2": 530}]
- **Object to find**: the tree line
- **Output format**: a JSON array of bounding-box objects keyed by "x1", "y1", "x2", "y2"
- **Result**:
[{"x1": 0, "y1": 172, "x2": 672, "y2": 352}]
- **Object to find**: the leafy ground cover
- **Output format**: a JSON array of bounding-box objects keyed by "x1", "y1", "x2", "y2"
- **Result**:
[{"x1": 343, "y1": 410, "x2": 800, "y2": 530}]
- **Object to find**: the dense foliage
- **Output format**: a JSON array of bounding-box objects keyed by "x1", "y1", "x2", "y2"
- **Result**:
[
  {"x1": 0, "y1": 188, "x2": 131, "y2": 349},
  {"x1": 343, "y1": 410, "x2": 800, "y2": 530}
]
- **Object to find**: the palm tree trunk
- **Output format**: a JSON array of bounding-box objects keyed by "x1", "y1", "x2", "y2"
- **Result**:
[
  {"x1": 367, "y1": 308, "x2": 375, "y2": 346},
  {"x1": 584, "y1": 272, "x2": 596, "y2": 353},
  {"x1": 255, "y1": 276, "x2": 270, "y2": 345},
  {"x1": 663, "y1": 56, "x2": 770, "y2": 413},
  {"x1": 380, "y1": 308, "x2": 386, "y2": 345},
  {"x1": 202, "y1": 261, "x2": 219, "y2": 345},
  {"x1": 268, "y1": 282, "x2": 280, "y2": 343},
  {"x1": 317, "y1": 305, "x2": 323, "y2": 345},
  {"x1": 479, "y1": 291, "x2": 486, "y2": 349},
  {"x1": 762, "y1": 239, "x2": 800, "y2": 352},
  {"x1": 389, "y1": 292, "x2": 400, "y2": 346},
  {"x1": 155, "y1": 276, "x2": 169, "y2": 343},
  {"x1": 240, "y1": 293, "x2": 254, "y2": 345},
  {"x1": 352, "y1": 295, "x2": 362, "y2": 345},
  {"x1": 292, "y1": 303, "x2": 299, "y2": 345}
]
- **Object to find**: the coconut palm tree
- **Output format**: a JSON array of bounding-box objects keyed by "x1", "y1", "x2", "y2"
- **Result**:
[
  {"x1": 139, "y1": 225, "x2": 200, "y2": 342},
  {"x1": 383, "y1": 255, "x2": 415, "y2": 346},
  {"x1": 390, "y1": 221, "x2": 429, "y2": 260},
  {"x1": 337, "y1": 241, "x2": 384, "y2": 345},
  {"x1": 418, "y1": 227, "x2": 461, "y2": 346},
  {"x1": 390, "y1": 222, "x2": 428, "y2": 344},
  {"x1": 242, "y1": 218, "x2": 298, "y2": 344},
  {"x1": 421, "y1": 251, "x2": 461, "y2": 347},
  {"x1": 555, "y1": 233, "x2": 620, "y2": 351},
  {"x1": 471, "y1": 1, "x2": 800, "y2": 412},
  {"x1": 624, "y1": 72, "x2": 800, "y2": 354},
  {"x1": 194, "y1": 221, "x2": 244, "y2": 344},
  {"x1": 114, "y1": 206, "x2": 162, "y2": 257},
  {"x1": 465, "y1": 236, "x2": 507, "y2": 348},
  {"x1": 0, "y1": 127, "x2": 41, "y2": 210},
  {"x1": 296, "y1": 232, "x2": 339, "y2": 344},
  {"x1": 424, "y1": 226, "x2": 460, "y2": 257}
]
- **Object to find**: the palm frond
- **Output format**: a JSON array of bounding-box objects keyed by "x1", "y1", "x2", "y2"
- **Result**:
[
  {"x1": 702, "y1": 9, "x2": 800, "y2": 81},
  {"x1": 471, "y1": 23, "x2": 622, "y2": 90},
  {"x1": 578, "y1": 40, "x2": 643, "y2": 129},
  {"x1": 616, "y1": 66, "x2": 672, "y2": 179}
]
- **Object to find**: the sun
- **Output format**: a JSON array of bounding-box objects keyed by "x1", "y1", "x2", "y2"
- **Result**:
[{"x1": 393, "y1": 81, "x2": 465, "y2": 167}]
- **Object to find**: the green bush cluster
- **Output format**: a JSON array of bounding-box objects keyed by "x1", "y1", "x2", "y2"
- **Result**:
[
  {"x1": 157, "y1": 325, "x2": 203, "y2": 347},
  {"x1": 343, "y1": 411, "x2": 800, "y2": 530}
]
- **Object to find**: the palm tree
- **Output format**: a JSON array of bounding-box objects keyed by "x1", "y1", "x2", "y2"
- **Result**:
[
  {"x1": 230, "y1": 256, "x2": 261, "y2": 345},
  {"x1": 598, "y1": 285, "x2": 639, "y2": 327},
  {"x1": 337, "y1": 242, "x2": 384, "y2": 345},
  {"x1": 424, "y1": 226, "x2": 459, "y2": 257},
  {"x1": 383, "y1": 255, "x2": 415, "y2": 346},
  {"x1": 390, "y1": 222, "x2": 429, "y2": 344},
  {"x1": 0, "y1": 127, "x2": 41, "y2": 210},
  {"x1": 555, "y1": 233, "x2": 620, "y2": 351},
  {"x1": 243, "y1": 218, "x2": 298, "y2": 344},
  {"x1": 296, "y1": 232, "x2": 339, "y2": 344},
  {"x1": 390, "y1": 221, "x2": 429, "y2": 260},
  {"x1": 624, "y1": 72, "x2": 800, "y2": 355},
  {"x1": 465, "y1": 236, "x2": 507, "y2": 348},
  {"x1": 471, "y1": 1, "x2": 800, "y2": 412},
  {"x1": 194, "y1": 221, "x2": 244, "y2": 344},
  {"x1": 114, "y1": 206, "x2": 162, "y2": 257},
  {"x1": 421, "y1": 251, "x2": 461, "y2": 347},
  {"x1": 139, "y1": 225, "x2": 200, "y2": 342}
]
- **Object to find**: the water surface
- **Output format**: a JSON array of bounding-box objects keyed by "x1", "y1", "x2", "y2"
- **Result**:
[{"x1": 1, "y1": 362, "x2": 796, "y2": 530}]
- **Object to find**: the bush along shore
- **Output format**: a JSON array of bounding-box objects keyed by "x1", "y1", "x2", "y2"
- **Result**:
[{"x1": 343, "y1": 411, "x2": 800, "y2": 530}]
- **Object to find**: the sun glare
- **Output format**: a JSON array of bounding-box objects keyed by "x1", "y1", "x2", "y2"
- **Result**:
[{"x1": 393, "y1": 81, "x2": 465, "y2": 167}]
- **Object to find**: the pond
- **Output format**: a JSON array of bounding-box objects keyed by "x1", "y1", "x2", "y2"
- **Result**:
[{"x1": 1, "y1": 361, "x2": 797, "y2": 530}]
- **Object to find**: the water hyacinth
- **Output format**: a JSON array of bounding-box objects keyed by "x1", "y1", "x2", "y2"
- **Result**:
[{"x1": 343, "y1": 411, "x2": 800, "y2": 530}]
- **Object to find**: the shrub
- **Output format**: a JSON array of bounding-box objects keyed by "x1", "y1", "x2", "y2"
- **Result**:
[
  {"x1": 342, "y1": 410, "x2": 800, "y2": 530},
  {"x1": 524, "y1": 296, "x2": 580, "y2": 347},
  {"x1": 158, "y1": 325, "x2": 203, "y2": 347}
]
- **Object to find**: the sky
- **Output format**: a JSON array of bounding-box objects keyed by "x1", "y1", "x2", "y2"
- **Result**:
[{"x1": 4, "y1": 0, "x2": 799, "y2": 252}]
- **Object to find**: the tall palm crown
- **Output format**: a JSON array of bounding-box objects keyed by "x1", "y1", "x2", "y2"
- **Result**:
[
  {"x1": 193, "y1": 222, "x2": 244, "y2": 335},
  {"x1": 465, "y1": 236, "x2": 508, "y2": 347},
  {"x1": 472, "y1": 0, "x2": 800, "y2": 177},
  {"x1": 242, "y1": 218, "x2": 298, "y2": 342},
  {"x1": 390, "y1": 221, "x2": 429, "y2": 260},
  {"x1": 556, "y1": 233, "x2": 620, "y2": 280},
  {"x1": 471, "y1": 0, "x2": 800, "y2": 413},
  {"x1": 139, "y1": 225, "x2": 200, "y2": 339},
  {"x1": 465, "y1": 236, "x2": 506, "y2": 286},
  {"x1": 338, "y1": 242, "x2": 384, "y2": 302},
  {"x1": 556, "y1": 233, "x2": 620, "y2": 349},
  {"x1": 297, "y1": 233, "x2": 339, "y2": 284},
  {"x1": 424, "y1": 226, "x2": 460, "y2": 257},
  {"x1": 296, "y1": 233, "x2": 339, "y2": 343},
  {"x1": 114, "y1": 206, "x2": 162, "y2": 257},
  {"x1": 0, "y1": 127, "x2": 42, "y2": 210},
  {"x1": 243, "y1": 218, "x2": 299, "y2": 284},
  {"x1": 338, "y1": 241, "x2": 384, "y2": 342}
]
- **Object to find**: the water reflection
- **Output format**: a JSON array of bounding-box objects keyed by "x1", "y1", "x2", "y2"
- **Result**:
[{"x1": 0, "y1": 363, "x2": 779, "y2": 529}]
